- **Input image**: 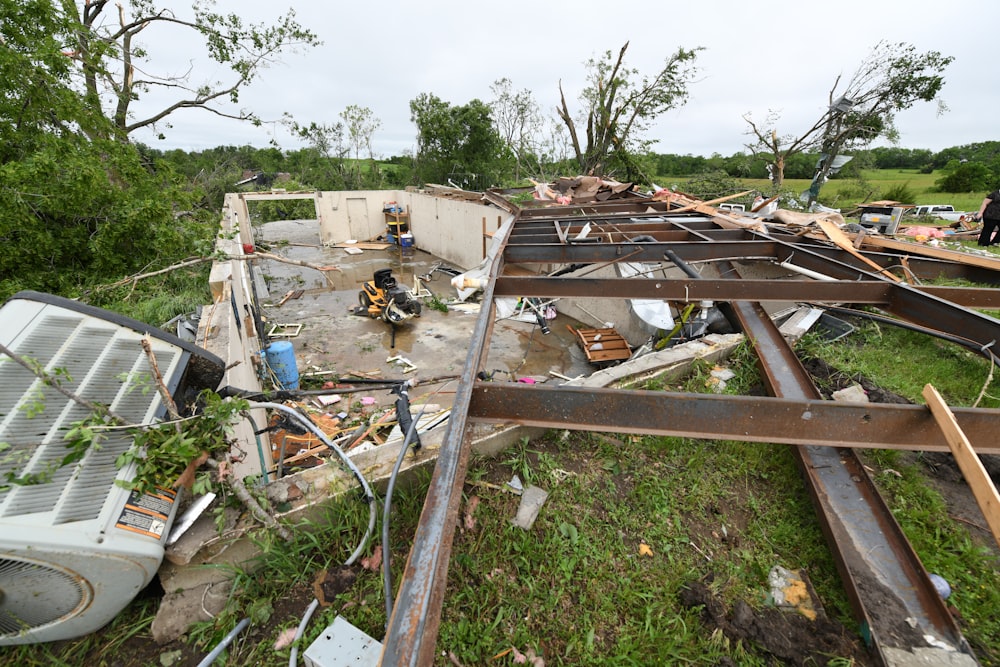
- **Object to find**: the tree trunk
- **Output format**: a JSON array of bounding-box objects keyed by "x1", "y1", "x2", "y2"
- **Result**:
[{"x1": 771, "y1": 155, "x2": 785, "y2": 189}]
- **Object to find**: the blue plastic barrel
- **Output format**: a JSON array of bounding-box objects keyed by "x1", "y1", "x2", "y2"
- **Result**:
[{"x1": 265, "y1": 341, "x2": 299, "y2": 390}]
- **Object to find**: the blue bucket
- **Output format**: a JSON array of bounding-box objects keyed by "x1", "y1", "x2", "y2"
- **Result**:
[{"x1": 265, "y1": 341, "x2": 299, "y2": 389}]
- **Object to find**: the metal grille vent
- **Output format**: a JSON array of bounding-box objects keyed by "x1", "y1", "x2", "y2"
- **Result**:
[
  {"x1": 0, "y1": 305, "x2": 182, "y2": 524},
  {"x1": 0, "y1": 557, "x2": 88, "y2": 636}
]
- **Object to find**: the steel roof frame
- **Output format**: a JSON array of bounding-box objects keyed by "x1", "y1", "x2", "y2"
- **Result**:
[{"x1": 382, "y1": 202, "x2": 999, "y2": 666}]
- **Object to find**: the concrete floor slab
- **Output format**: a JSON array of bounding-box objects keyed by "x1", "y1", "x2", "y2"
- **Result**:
[{"x1": 251, "y1": 219, "x2": 595, "y2": 409}]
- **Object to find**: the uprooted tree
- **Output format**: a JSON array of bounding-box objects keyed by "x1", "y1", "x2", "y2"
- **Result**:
[
  {"x1": 63, "y1": 0, "x2": 321, "y2": 139},
  {"x1": 557, "y1": 41, "x2": 701, "y2": 182},
  {"x1": 743, "y1": 41, "x2": 953, "y2": 194}
]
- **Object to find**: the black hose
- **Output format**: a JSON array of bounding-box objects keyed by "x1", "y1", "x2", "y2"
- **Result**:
[
  {"x1": 663, "y1": 249, "x2": 742, "y2": 334},
  {"x1": 822, "y1": 306, "x2": 1000, "y2": 365},
  {"x1": 663, "y1": 248, "x2": 702, "y2": 280}
]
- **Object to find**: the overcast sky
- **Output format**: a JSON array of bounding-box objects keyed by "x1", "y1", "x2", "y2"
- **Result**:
[{"x1": 127, "y1": 0, "x2": 995, "y2": 159}]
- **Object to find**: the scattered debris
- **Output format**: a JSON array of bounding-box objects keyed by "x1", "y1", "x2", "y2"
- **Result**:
[
  {"x1": 832, "y1": 383, "x2": 869, "y2": 404},
  {"x1": 506, "y1": 475, "x2": 523, "y2": 494},
  {"x1": 929, "y1": 573, "x2": 952, "y2": 600},
  {"x1": 386, "y1": 355, "x2": 417, "y2": 373},
  {"x1": 708, "y1": 366, "x2": 736, "y2": 393},
  {"x1": 312, "y1": 565, "x2": 358, "y2": 607},
  {"x1": 511, "y1": 485, "x2": 548, "y2": 530},
  {"x1": 276, "y1": 289, "x2": 304, "y2": 307},
  {"x1": 510, "y1": 646, "x2": 546, "y2": 666},
  {"x1": 767, "y1": 565, "x2": 821, "y2": 621},
  {"x1": 680, "y1": 576, "x2": 866, "y2": 665},
  {"x1": 273, "y1": 628, "x2": 298, "y2": 651},
  {"x1": 463, "y1": 496, "x2": 480, "y2": 532},
  {"x1": 572, "y1": 327, "x2": 631, "y2": 365},
  {"x1": 267, "y1": 323, "x2": 302, "y2": 338},
  {"x1": 360, "y1": 545, "x2": 382, "y2": 572}
]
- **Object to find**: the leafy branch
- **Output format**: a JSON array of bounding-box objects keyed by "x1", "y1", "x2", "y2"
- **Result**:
[{"x1": 0, "y1": 338, "x2": 291, "y2": 540}]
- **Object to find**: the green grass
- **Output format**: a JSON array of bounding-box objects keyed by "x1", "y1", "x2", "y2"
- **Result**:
[
  {"x1": 734, "y1": 169, "x2": 986, "y2": 212},
  {"x1": 6, "y1": 324, "x2": 1000, "y2": 665},
  {"x1": 441, "y1": 430, "x2": 840, "y2": 666},
  {"x1": 798, "y1": 319, "x2": 1000, "y2": 409}
]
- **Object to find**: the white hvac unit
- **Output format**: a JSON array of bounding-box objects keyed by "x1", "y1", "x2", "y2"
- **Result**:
[{"x1": 0, "y1": 291, "x2": 224, "y2": 645}]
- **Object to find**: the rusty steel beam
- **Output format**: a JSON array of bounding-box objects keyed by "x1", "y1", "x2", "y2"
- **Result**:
[
  {"x1": 503, "y1": 240, "x2": 783, "y2": 264},
  {"x1": 503, "y1": 235, "x2": 1000, "y2": 351},
  {"x1": 770, "y1": 231, "x2": 1000, "y2": 286},
  {"x1": 494, "y1": 276, "x2": 895, "y2": 303},
  {"x1": 466, "y1": 384, "x2": 1000, "y2": 454},
  {"x1": 379, "y1": 235, "x2": 509, "y2": 667},
  {"x1": 724, "y1": 271, "x2": 973, "y2": 663},
  {"x1": 383, "y1": 200, "x2": 995, "y2": 666},
  {"x1": 917, "y1": 285, "x2": 1000, "y2": 308}
]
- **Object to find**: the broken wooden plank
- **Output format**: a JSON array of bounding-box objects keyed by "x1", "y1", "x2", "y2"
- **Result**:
[
  {"x1": 816, "y1": 219, "x2": 902, "y2": 282},
  {"x1": 277, "y1": 289, "x2": 304, "y2": 307},
  {"x1": 572, "y1": 327, "x2": 631, "y2": 363},
  {"x1": 922, "y1": 383, "x2": 1000, "y2": 550},
  {"x1": 667, "y1": 190, "x2": 753, "y2": 214},
  {"x1": 857, "y1": 235, "x2": 1000, "y2": 272}
]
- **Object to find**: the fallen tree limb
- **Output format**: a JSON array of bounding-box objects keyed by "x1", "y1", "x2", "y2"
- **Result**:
[{"x1": 91, "y1": 252, "x2": 342, "y2": 295}]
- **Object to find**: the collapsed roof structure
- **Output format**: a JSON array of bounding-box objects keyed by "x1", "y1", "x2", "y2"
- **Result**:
[{"x1": 379, "y1": 183, "x2": 1000, "y2": 667}]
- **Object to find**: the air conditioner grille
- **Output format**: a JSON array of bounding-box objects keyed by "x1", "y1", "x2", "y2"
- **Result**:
[
  {"x1": 0, "y1": 557, "x2": 88, "y2": 636},
  {"x1": 54, "y1": 433, "x2": 134, "y2": 524},
  {"x1": 0, "y1": 309, "x2": 182, "y2": 524}
]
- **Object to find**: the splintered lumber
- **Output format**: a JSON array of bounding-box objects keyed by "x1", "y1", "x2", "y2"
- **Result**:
[
  {"x1": 816, "y1": 219, "x2": 901, "y2": 282},
  {"x1": 667, "y1": 190, "x2": 753, "y2": 214},
  {"x1": 857, "y1": 235, "x2": 1000, "y2": 272},
  {"x1": 277, "y1": 289, "x2": 304, "y2": 307},
  {"x1": 922, "y1": 383, "x2": 1000, "y2": 550}
]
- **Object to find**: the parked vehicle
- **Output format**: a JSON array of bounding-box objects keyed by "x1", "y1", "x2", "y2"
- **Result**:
[{"x1": 909, "y1": 204, "x2": 972, "y2": 222}]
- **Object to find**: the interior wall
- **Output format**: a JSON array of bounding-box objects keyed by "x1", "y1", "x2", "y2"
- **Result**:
[{"x1": 316, "y1": 190, "x2": 502, "y2": 271}]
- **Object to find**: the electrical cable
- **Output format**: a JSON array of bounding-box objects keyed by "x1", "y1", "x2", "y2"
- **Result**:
[
  {"x1": 197, "y1": 617, "x2": 249, "y2": 667},
  {"x1": 252, "y1": 401, "x2": 376, "y2": 565},
  {"x1": 261, "y1": 400, "x2": 378, "y2": 667},
  {"x1": 382, "y1": 381, "x2": 425, "y2": 625},
  {"x1": 246, "y1": 414, "x2": 270, "y2": 483}
]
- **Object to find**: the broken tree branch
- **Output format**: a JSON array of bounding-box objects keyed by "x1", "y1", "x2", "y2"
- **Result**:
[
  {"x1": 205, "y1": 457, "x2": 293, "y2": 542},
  {"x1": 90, "y1": 252, "x2": 341, "y2": 295},
  {"x1": 0, "y1": 341, "x2": 128, "y2": 424}
]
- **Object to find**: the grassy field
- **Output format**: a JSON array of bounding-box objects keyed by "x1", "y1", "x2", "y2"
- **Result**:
[
  {"x1": 7, "y1": 325, "x2": 1000, "y2": 666},
  {"x1": 735, "y1": 169, "x2": 986, "y2": 212}
]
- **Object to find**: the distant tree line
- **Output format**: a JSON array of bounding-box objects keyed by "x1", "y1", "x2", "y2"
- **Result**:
[
  {"x1": 0, "y1": 0, "x2": 988, "y2": 313},
  {"x1": 653, "y1": 141, "x2": 1000, "y2": 185}
]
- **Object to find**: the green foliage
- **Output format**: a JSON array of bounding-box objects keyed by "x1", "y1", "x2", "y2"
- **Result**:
[
  {"x1": 880, "y1": 181, "x2": 918, "y2": 204},
  {"x1": 557, "y1": 42, "x2": 702, "y2": 181},
  {"x1": 410, "y1": 93, "x2": 505, "y2": 186},
  {"x1": 935, "y1": 161, "x2": 996, "y2": 193},
  {"x1": 70, "y1": 2, "x2": 320, "y2": 137},
  {"x1": 246, "y1": 180, "x2": 318, "y2": 222},
  {"x1": 0, "y1": 0, "x2": 108, "y2": 159},
  {"x1": 113, "y1": 390, "x2": 248, "y2": 495},
  {"x1": 423, "y1": 293, "x2": 450, "y2": 313},
  {"x1": 744, "y1": 41, "x2": 952, "y2": 191},
  {"x1": 0, "y1": 135, "x2": 205, "y2": 300},
  {"x1": 681, "y1": 171, "x2": 743, "y2": 200}
]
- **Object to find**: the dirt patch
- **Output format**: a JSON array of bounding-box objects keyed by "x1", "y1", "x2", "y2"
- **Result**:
[
  {"x1": 679, "y1": 576, "x2": 871, "y2": 666},
  {"x1": 801, "y1": 354, "x2": 1000, "y2": 559}
]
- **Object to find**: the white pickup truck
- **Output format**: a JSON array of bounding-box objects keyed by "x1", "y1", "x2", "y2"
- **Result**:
[{"x1": 910, "y1": 205, "x2": 971, "y2": 222}]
